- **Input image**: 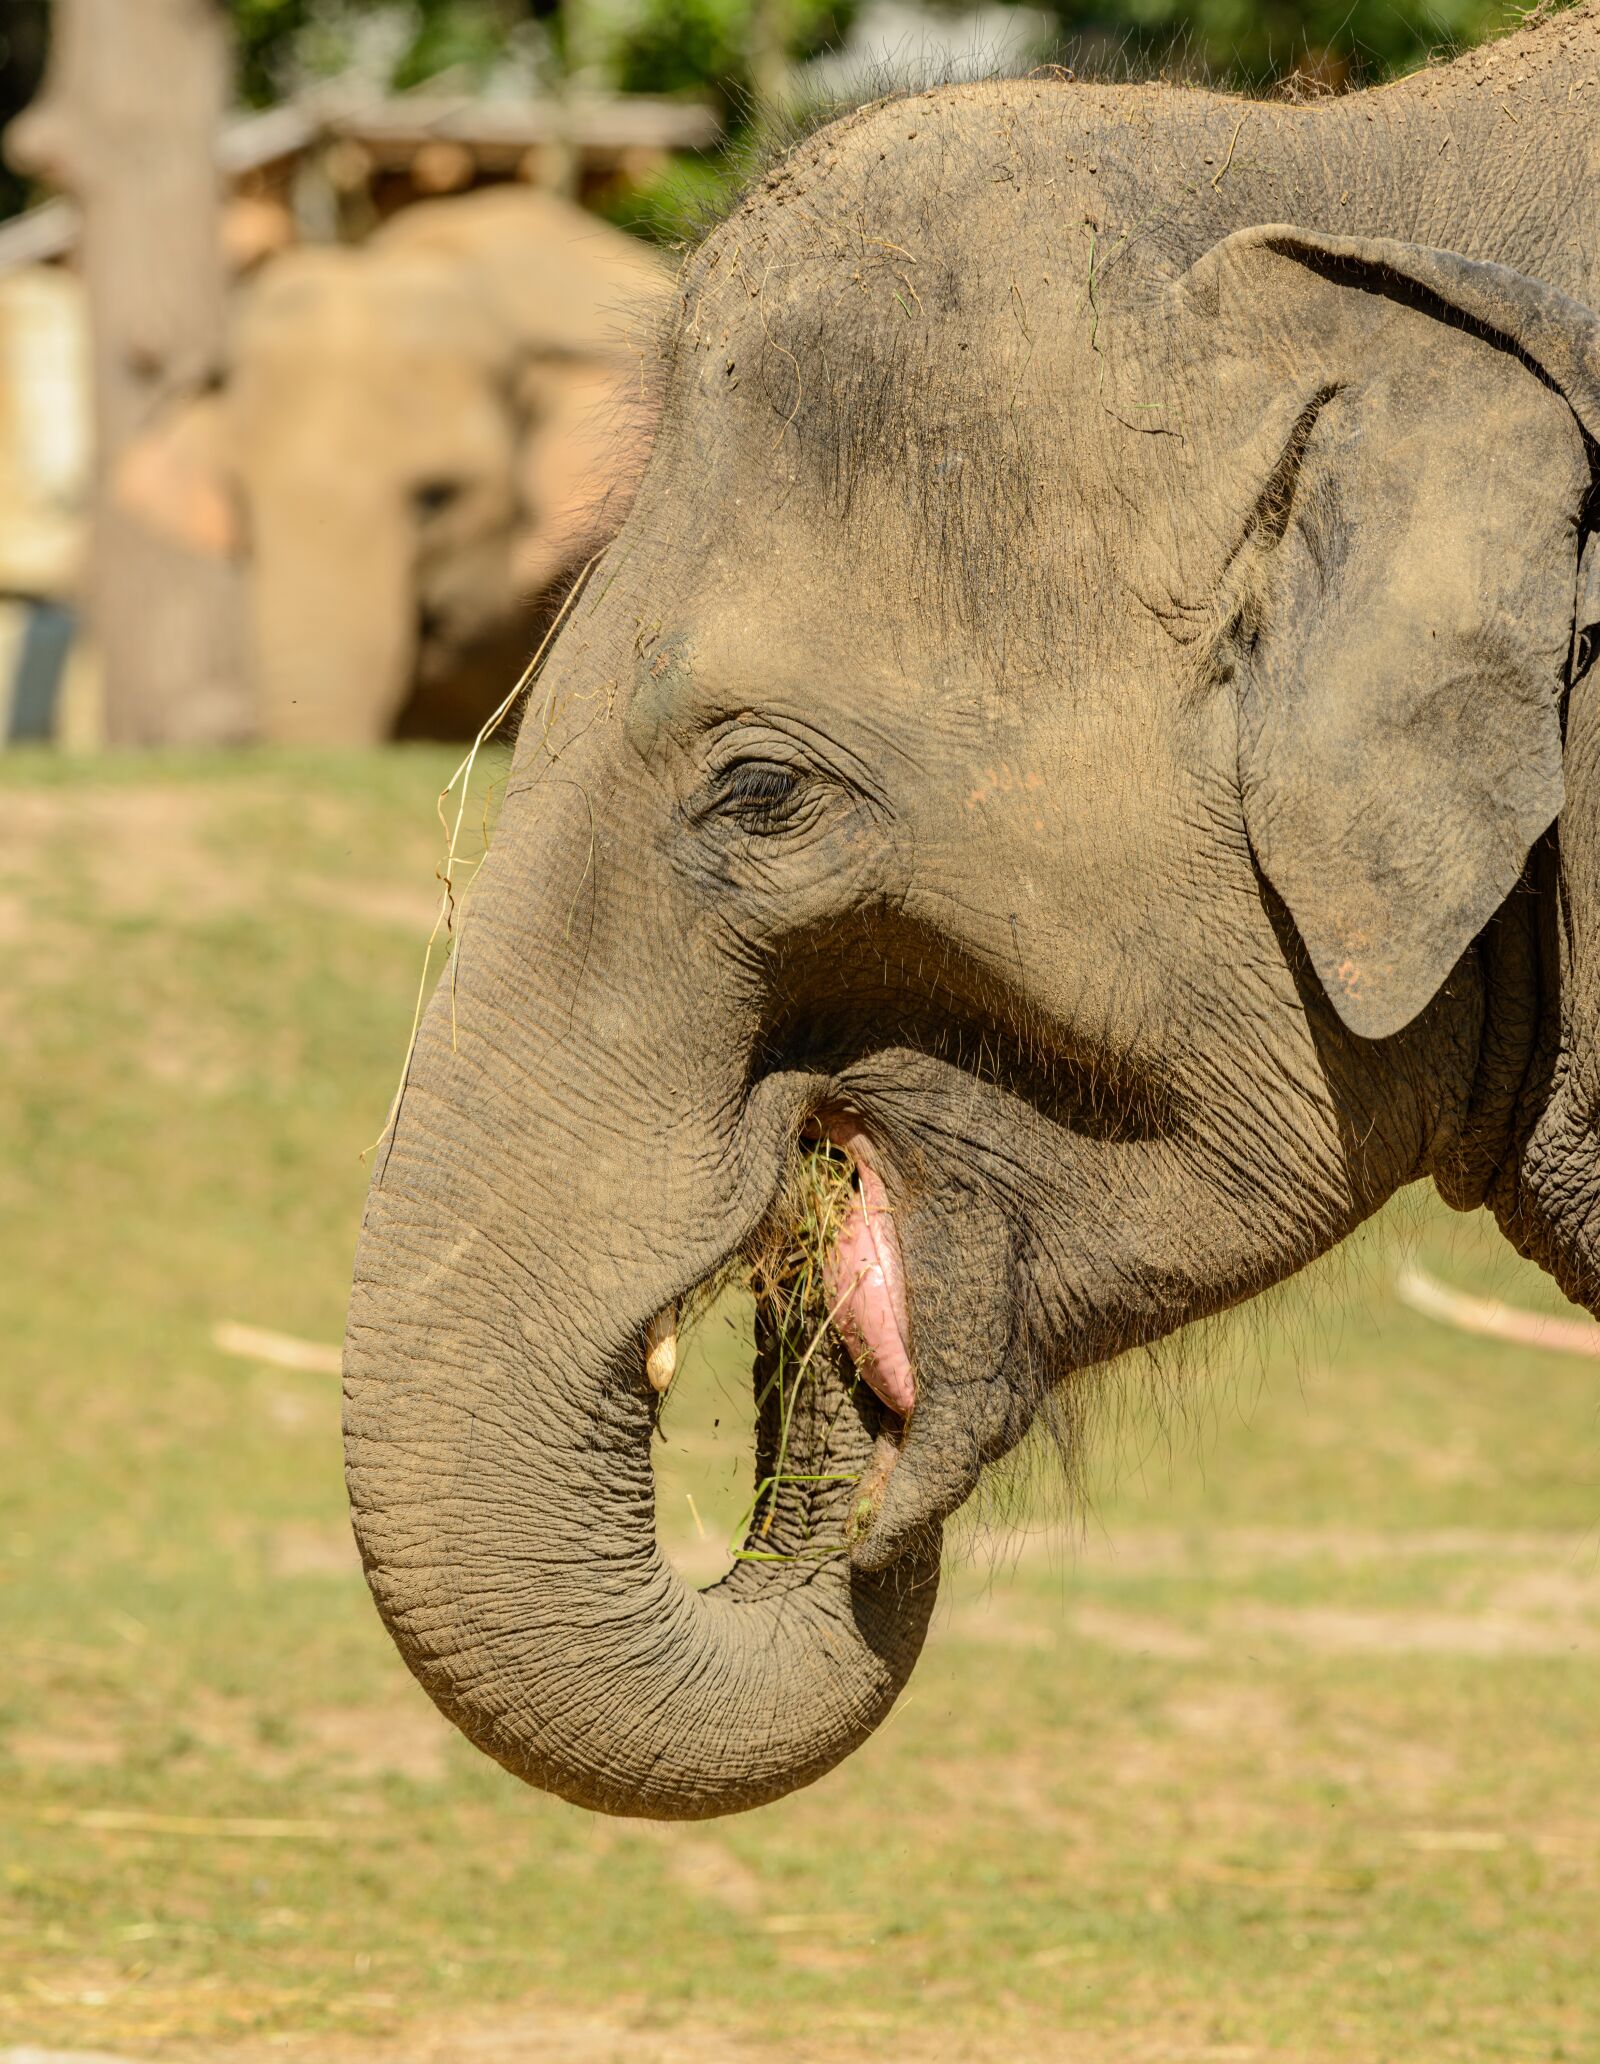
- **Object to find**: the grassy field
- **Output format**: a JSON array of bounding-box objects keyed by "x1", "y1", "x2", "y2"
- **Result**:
[{"x1": 1, "y1": 750, "x2": 1596, "y2": 2064}]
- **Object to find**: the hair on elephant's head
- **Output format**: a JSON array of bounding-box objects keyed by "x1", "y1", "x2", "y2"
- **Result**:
[
  {"x1": 119, "y1": 187, "x2": 666, "y2": 744},
  {"x1": 344, "y1": 61, "x2": 1600, "y2": 1818}
]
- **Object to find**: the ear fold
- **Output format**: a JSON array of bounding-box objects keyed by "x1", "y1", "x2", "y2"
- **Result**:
[{"x1": 1176, "y1": 227, "x2": 1600, "y2": 1040}]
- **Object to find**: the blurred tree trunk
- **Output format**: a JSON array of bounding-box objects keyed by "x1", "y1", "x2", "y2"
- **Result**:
[{"x1": 9, "y1": 0, "x2": 247, "y2": 744}]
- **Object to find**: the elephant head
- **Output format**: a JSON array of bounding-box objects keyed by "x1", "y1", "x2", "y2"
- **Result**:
[
  {"x1": 118, "y1": 187, "x2": 665, "y2": 744},
  {"x1": 344, "y1": 71, "x2": 1600, "y2": 1817}
]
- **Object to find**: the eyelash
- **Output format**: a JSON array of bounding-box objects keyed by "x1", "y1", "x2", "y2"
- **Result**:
[
  {"x1": 710, "y1": 760, "x2": 806, "y2": 829},
  {"x1": 697, "y1": 759, "x2": 834, "y2": 837},
  {"x1": 714, "y1": 763, "x2": 813, "y2": 833}
]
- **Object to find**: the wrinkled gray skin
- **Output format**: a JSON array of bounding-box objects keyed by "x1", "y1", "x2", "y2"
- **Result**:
[{"x1": 345, "y1": 6, "x2": 1600, "y2": 1819}]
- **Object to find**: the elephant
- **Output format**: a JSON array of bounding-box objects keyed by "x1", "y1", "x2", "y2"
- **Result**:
[
  {"x1": 120, "y1": 185, "x2": 666, "y2": 743},
  {"x1": 343, "y1": 3, "x2": 1600, "y2": 1820}
]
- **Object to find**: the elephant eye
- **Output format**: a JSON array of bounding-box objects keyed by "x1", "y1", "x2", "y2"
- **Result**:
[
  {"x1": 413, "y1": 477, "x2": 463, "y2": 518},
  {"x1": 709, "y1": 759, "x2": 808, "y2": 833}
]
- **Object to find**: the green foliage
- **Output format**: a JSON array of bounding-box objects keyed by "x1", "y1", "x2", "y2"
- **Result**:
[
  {"x1": 389, "y1": 0, "x2": 532, "y2": 90},
  {"x1": 229, "y1": 0, "x2": 537, "y2": 105},
  {"x1": 229, "y1": 0, "x2": 1536, "y2": 108},
  {"x1": 608, "y1": 0, "x2": 852, "y2": 102},
  {"x1": 229, "y1": 0, "x2": 316, "y2": 106},
  {"x1": 1053, "y1": 0, "x2": 1529, "y2": 88},
  {"x1": 612, "y1": 0, "x2": 751, "y2": 97},
  {"x1": 229, "y1": 0, "x2": 856, "y2": 108},
  {"x1": 0, "y1": 0, "x2": 48, "y2": 219}
]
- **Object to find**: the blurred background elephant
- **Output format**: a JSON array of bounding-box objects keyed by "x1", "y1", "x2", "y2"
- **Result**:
[{"x1": 120, "y1": 185, "x2": 667, "y2": 743}]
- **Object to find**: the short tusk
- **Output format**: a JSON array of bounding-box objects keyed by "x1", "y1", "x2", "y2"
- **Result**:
[{"x1": 645, "y1": 1306, "x2": 678, "y2": 1394}]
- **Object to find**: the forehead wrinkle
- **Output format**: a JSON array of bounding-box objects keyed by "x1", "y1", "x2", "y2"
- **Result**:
[
  {"x1": 794, "y1": 304, "x2": 1093, "y2": 681},
  {"x1": 656, "y1": 97, "x2": 1139, "y2": 693},
  {"x1": 671, "y1": 260, "x2": 1064, "y2": 657}
]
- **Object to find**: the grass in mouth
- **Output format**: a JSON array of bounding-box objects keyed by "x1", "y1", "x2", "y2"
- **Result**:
[{"x1": 685, "y1": 1136, "x2": 864, "y2": 1561}]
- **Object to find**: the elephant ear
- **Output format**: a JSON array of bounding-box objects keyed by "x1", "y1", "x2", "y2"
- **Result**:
[{"x1": 1176, "y1": 226, "x2": 1600, "y2": 1040}]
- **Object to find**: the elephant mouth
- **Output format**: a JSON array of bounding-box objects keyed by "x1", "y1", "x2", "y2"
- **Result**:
[
  {"x1": 641, "y1": 1085, "x2": 1025, "y2": 1577},
  {"x1": 642, "y1": 1113, "x2": 919, "y2": 1532}
]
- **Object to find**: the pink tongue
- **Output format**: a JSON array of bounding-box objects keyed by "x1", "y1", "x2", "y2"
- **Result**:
[{"x1": 822, "y1": 1152, "x2": 916, "y2": 1417}]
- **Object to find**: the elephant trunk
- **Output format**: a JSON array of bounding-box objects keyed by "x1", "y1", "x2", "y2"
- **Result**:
[{"x1": 342, "y1": 784, "x2": 939, "y2": 1819}]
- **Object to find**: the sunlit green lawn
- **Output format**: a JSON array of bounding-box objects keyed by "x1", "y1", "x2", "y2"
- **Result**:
[{"x1": 1, "y1": 750, "x2": 1596, "y2": 2062}]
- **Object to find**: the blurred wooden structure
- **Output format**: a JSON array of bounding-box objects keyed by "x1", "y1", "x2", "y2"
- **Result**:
[{"x1": 0, "y1": 91, "x2": 719, "y2": 276}]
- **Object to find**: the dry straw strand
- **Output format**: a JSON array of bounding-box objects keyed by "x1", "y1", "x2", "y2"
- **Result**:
[{"x1": 366, "y1": 553, "x2": 605, "y2": 1164}]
